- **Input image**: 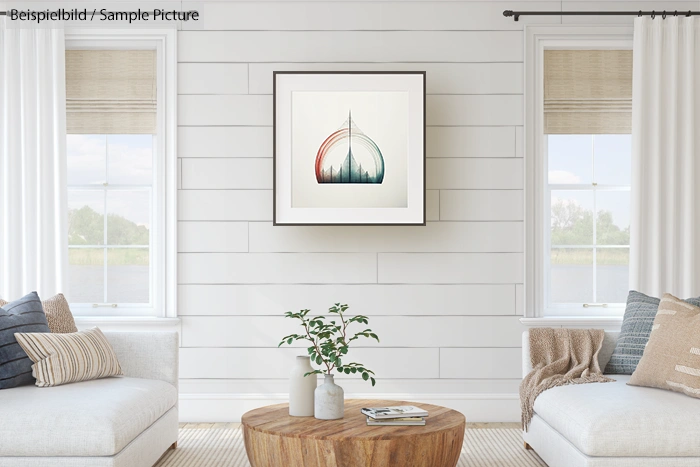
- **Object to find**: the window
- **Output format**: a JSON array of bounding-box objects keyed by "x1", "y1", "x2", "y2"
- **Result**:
[
  {"x1": 67, "y1": 134, "x2": 154, "y2": 308},
  {"x1": 64, "y1": 30, "x2": 177, "y2": 317},
  {"x1": 547, "y1": 134, "x2": 631, "y2": 311},
  {"x1": 524, "y1": 27, "x2": 634, "y2": 319}
]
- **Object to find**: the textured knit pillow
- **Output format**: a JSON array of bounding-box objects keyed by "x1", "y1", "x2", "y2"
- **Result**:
[
  {"x1": 604, "y1": 291, "x2": 700, "y2": 374},
  {"x1": 628, "y1": 294, "x2": 700, "y2": 398},
  {"x1": 0, "y1": 292, "x2": 51, "y2": 389},
  {"x1": 15, "y1": 327, "x2": 123, "y2": 387},
  {"x1": 41, "y1": 294, "x2": 78, "y2": 333},
  {"x1": 1, "y1": 293, "x2": 76, "y2": 334}
]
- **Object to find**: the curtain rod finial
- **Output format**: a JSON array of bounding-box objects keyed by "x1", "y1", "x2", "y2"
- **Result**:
[{"x1": 502, "y1": 10, "x2": 520, "y2": 21}]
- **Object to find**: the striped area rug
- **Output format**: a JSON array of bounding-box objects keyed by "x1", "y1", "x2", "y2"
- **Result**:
[{"x1": 156, "y1": 425, "x2": 546, "y2": 467}]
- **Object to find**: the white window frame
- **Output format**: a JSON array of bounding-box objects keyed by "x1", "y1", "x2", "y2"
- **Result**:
[
  {"x1": 65, "y1": 29, "x2": 177, "y2": 319},
  {"x1": 523, "y1": 25, "x2": 632, "y2": 322}
]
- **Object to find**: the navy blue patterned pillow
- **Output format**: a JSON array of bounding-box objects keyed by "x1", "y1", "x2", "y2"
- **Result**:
[
  {"x1": 605, "y1": 291, "x2": 700, "y2": 374},
  {"x1": 0, "y1": 292, "x2": 50, "y2": 389}
]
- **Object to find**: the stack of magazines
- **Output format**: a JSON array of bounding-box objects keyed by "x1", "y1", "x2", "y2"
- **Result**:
[{"x1": 361, "y1": 405, "x2": 428, "y2": 426}]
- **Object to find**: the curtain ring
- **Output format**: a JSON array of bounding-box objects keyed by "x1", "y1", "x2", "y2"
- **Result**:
[
  {"x1": 687, "y1": 10, "x2": 692, "y2": 17},
  {"x1": 662, "y1": 11, "x2": 667, "y2": 19},
  {"x1": 651, "y1": 10, "x2": 655, "y2": 19},
  {"x1": 674, "y1": 10, "x2": 678, "y2": 17},
  {"x1": 638, "y1": 10, "x2": 642, "y2": 17}
]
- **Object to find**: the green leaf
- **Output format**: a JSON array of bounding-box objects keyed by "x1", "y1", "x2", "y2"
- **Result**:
[
  {"x1": 335, "y1": 358, "x2": 342, "y2": 367},
  {"x1": 344, "y1": 368, "x2": 351, "y2": 374},
  {"x1": 287, "y1": 337, "x2": 293, "y2": 345},
  {"x1": 362, "y1": 372, "x2": 369, "y2": 381},
  {"x1": 316, "y1": 355, "x2": 323, "y2": 365},
  {"x1": 370, "y1": 377, "x2": 376, "y2": 386}
]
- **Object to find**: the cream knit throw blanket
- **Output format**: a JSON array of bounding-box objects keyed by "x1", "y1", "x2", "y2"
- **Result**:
[{"x1": 520, "y1": 328, "x2": 614, "y2": 430}]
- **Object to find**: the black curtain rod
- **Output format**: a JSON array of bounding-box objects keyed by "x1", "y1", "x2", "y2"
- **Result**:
[{"x1": 504, "y1": 10, "x2": 700, "y2": 21}]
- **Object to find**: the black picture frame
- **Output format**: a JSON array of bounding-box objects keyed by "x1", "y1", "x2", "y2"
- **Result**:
[{"x1": 273, "y1": 71, "x2": 426, "y2": 226}]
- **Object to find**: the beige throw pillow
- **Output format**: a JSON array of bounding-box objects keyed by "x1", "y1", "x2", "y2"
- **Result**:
[
  {"x1": 0, "y1": 293, "x2": 77, "y2": 333},
  {"x1": 14, "y1": 327, "x2": 123, "y2": 387},
  {"x1": 41, "y1": 294, "x2": 78, "y2": 333},
  {"x1": 629, "y1": 293, "x2": 700, "y2": 398}
]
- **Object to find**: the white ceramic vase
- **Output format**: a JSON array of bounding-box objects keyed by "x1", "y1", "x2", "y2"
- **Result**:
[
  {"x1": 289, "y1": 356, "x2": 317, "y2": 417},
  {"x1": 314, "y1": 374, "x2": 344, "y2": 420}
]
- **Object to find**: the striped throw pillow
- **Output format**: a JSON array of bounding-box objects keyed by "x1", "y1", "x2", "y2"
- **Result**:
[
  {"x1": 605, "y1": 291, "x2": 700, "y2": 374},
  {"x1": 1, "y1": 294, "x2": 77, "y2": 334},
  {"x1": 0, "y1": 292, "x2": 51, "y2": 389},
  {"x1": 629, "y1": 294, "x2": 700, "y2": 398},
  {"x1": 15, "y1": 327, "x2": 123, "y2": 387}
]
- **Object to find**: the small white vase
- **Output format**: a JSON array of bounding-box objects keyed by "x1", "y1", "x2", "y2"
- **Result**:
[
  {"x1": 314, "y1": 374, "x2": 344, "y2": 420},
  {"x1": 289, "y1": 356, "x2": 317, "y2": 417}
]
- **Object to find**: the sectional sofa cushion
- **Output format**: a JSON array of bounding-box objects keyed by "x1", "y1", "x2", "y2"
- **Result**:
[
  {"x1": 0, "y1": 292, "x2": 50, "y2": 389},
  {"x1": 0, "y1": 377, "x2": 177, "y2": 456},
  {"x1": 0, "y1": 293, "x2": 77, "y2": 334},
  {"x1": 629, "y1": 294, "x2": 700, "y2": 398},
  {"x1": 533, "y1": 375, "x2": 700, "y2": 457},
  {"x1": 605, "y1": 291, "x2": 700, "y2": 374},
  {"x1": 15, "y1": 327, "x2": 123, "y2": 387}
]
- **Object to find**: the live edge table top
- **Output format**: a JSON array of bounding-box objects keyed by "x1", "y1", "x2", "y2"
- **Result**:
[{"x1": 241, "y1": 399, "x2": 466, "y2": 440}]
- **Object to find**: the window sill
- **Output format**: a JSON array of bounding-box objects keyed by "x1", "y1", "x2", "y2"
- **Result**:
[
  {"x1": 74, "y1": 316, "x2": 181, "y2": 332},
  {"x1": 520, "y1": 316, "x2": 622, "y2": 330}
]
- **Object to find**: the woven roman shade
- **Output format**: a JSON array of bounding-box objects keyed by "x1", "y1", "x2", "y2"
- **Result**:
[
  {"x1": 544, "y1": 50, "x2": 632, "y2": 134},
  {"x1": 66, "y1": 50, "x2": 156, "y2": 134}
]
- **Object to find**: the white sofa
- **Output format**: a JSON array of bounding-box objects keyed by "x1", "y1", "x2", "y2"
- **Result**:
[
  {"x1": 523, "y1": 331, "x2": 700, "y2": 467},
  {"x1": 0, "y1": 332, "x2": 179, "y2": 467}
]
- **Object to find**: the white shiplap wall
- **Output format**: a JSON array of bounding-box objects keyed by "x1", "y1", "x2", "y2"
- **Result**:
[
  {"x1": 172, "y1": 0, "x2": 694, "y2": 422},
  {"x1": 174, "y1": 0, "x2": 547, "y2": 423}
]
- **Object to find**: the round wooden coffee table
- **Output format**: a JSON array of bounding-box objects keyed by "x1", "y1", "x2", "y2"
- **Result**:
[{"x1": 241, "y1": 399, "x2": 465, "y2": 467}]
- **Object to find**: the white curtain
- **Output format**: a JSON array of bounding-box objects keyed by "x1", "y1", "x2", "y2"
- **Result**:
[
  {"x1": 630, "y1": 17, "x2": 700, "y2": 297},
  {"x1": 0, "y1": 20, "x2": 68, "y2": 300}
]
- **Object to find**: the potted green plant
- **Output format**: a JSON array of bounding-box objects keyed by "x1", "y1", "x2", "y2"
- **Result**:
[{"x1": 279, "y1": 303, "x2": 379, "y2": 420}]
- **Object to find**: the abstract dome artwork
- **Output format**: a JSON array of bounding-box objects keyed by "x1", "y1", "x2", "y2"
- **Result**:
[{"x1": 315, "y1": 111, "x2": 385, "y2": 184}]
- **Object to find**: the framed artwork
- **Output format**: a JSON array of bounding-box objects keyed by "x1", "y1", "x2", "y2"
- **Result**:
[{"x1": 273, "y1": 71, "x2": 426, "y2": 225}]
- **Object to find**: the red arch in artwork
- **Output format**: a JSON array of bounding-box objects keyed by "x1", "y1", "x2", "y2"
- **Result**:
[{"x1": 314, "y1": 128, "x2": 348, "y2": 182}]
